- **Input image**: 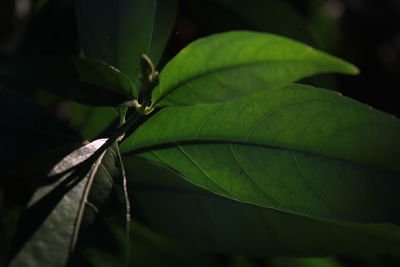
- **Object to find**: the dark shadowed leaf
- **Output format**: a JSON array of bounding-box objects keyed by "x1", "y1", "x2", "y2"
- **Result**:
[
  {"x1": 72, "y1": 0, "x2": 178, "y2": 138},
  {"x1": 81, "y1": 221, "x2": 221, "y2": 267},
  {"x1": 8, "y1": 140, "x2": 127, "y2": 267},
  {"x1": 122, "y1": 83, "x2": 400, "y2": 224},
  {"x1": 124, "y1": 156, "x2": 400, "y2": 257},
  {"x1": 128, "y1": 222, "x2": 219, "y2": 267},
  {"x1": 0, "y1": 144, "x2": 82, "y2": 266},
  {"x1": 75, "y1": 0, "x2": 155, "y2": 91},
  {"x1": 0, "y1": 56, "x2": 134, "y2": 105},
  {"x1": 152, "y1": 31, "x2": 358, "y2": 106},
  {"x1": 148, "y1": 0, "x2": 179, "y2": 65},
  {"x1": 75, "y1": 0, "x2": 178, "y2": 96}
]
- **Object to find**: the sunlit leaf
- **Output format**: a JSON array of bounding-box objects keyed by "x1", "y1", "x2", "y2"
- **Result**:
[{"x1": 152, "y1": 31, "x2": 358, "y2": 106}]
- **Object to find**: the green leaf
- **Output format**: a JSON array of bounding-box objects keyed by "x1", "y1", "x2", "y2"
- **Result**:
[
  {"x1": 0, "y1": 56, "x2": 134, "y2": 105},
  {"x1": 8, "y1": 139, "x2": 127, "y2": 267},
  {"x1": 69, "y1": 143, "x2": 131, "y2": 267},
  {"x1": 124, "y1": 156, "x2": 400, "y2": 257},
  {"x1": 69, "y1": 103, "x2": 117, "y2": 141},
  {"x1": 152, "y1": 31, "x2": 358, "y2": 106},
  {"x1": 0, "y1": 144, "x2": 82, "y2": 266},
  {"x1": 72, "y1": 0, "x2": 178, "y2": 137},
  {"x1": 75, "y1": 0, "x2": 178, "y2": 97},
  {"x1": 148, "y1": 0, "x2": 179, "y2": 65},
  {"x1": 75, "y1": 0, "x2": 155, "y2": 83},
  {"x1": 122, "y1": 83, "x2": 400, "y2": 224}
]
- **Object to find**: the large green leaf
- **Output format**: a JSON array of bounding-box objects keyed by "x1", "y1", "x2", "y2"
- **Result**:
[
  {"x1": 152, "y1": 31, "x2": 358, "y2": 106},
  {"x1": 0, "y1": 56, "x2": 133, "y2": 105},
  {"x1": 124, "y1": 156, "x2": 400, "y2": 257},
  {"x1": 122, "y1": 83, "x2": 400, "y2": 224},
  {"x1": 8, "y1": 139, "x2": 128, "y2": 267}
]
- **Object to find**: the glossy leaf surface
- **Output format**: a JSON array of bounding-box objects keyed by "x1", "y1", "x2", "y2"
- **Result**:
[
  {"x1": 124, "y1": 157, "x2": 400, "y2": 257},
  {"x1": 0, "y1": 56, "x2": 133, "y2": 105},
  {"x1": 152, "y1": 31, "x2": 358, "y2": 106},
  {"x1": 122, "y1": 83, "x2": 400, "y2": 224},
  {"x1": 9, "y1": 140, "x2": 125, "y2": 267}
]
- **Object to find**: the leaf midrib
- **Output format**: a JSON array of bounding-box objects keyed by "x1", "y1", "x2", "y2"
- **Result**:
[
  {"x1": 122, "y1": 137, "x2": 398, "y2": 176},
  {"x1": 155, "y1": 58, "x2": 353, "y2": 104}
]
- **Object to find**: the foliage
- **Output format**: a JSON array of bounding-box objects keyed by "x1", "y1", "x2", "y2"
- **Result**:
[{"x1": 0, "y1": 0, "x2": 399, "y2": 266}]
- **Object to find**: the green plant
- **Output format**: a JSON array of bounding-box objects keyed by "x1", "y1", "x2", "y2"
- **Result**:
[{"x1": 1, "y1": 0, "x2": 399, "y2": 266}]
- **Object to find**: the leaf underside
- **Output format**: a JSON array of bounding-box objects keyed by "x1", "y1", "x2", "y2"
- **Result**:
[{"x1": 122, "y1": 83, "x2": 400, "y2": 225}]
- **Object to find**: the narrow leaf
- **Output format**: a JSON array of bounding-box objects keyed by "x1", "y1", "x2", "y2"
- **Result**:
[
  {"x1": 152, "y1": 31, "x2": 358, "y2": 106},
  {"x1": 69, "y1": 144, "x2": 131, "y2": 267},
  {"x1": 148, "y1": 0, "x2": 179, "y2": 65},
  {"x1": 0, "y1": 56, "x2": 134, "y2": 105},
  {"x1": 122, "y1": 83, "x2": 400, "y2": 224},
  {"x1": 8, "y1": 139, "x2": 126, "y2": 267},
  {"x1": 124, "y1": 156, "x2": 400, "y2": 257}
]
